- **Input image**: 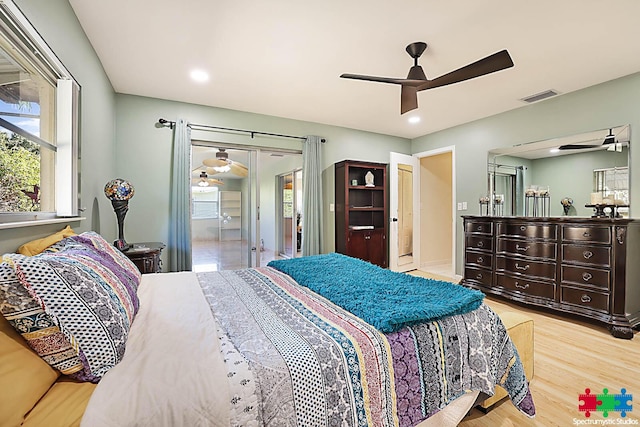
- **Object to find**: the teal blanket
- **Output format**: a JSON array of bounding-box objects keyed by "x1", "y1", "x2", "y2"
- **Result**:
[{"x1": 268, "y1": 253, "x2": 484, "y2": 332}]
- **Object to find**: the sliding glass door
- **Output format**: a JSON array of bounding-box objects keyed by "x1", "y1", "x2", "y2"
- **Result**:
[
  {"x1": 277, "y1": 169, "x2": 302, "y2": 259},
  {"x1": 190, "y1": 143, "x2": 302, "y2": 271}
]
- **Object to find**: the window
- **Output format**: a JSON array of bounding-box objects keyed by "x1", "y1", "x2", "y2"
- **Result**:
[
  {"x1": 0, "y1": 1, "x2": 79, "y2": 225},
  {"x1": 192, "y1": 186, "x2": 219, "y2": 219},
  {"x1": 593, "y1": 167, "x2": 629, "y2": 204}
]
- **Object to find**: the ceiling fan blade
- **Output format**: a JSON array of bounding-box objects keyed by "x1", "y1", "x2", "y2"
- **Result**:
[
  {"x1": 340, "y1": 73, "x2": 425, "y2": 85},
  {"x1": 400, "y1": 85, "x2": 418, "y2": 114},
  {"x1": 202, "y1": 157, "x2": 228, "y2": 168},
  {"x1": 230, "y1": 162, "x2": 248, "y2": 177},
  {"x1": 191, "y1": 178, "x2": 224, "y2": 186},
  {"x1": 558, "y1": 144, "x2": 600, "y2": 150},
  {"x1": 418, "y1": 49, "x2": 514, "y2": 91}
]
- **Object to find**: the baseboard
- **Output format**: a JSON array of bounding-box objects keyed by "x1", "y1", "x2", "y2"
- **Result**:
[{"x1": 420, "y1": 259, "x2": 452, "y2": 268}]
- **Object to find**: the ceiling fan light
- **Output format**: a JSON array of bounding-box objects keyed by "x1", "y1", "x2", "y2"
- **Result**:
[
  {"x1": 213, "y1": 164, "x2": 231, "y2": 173},
  {"x1": 198, "y1": 179, "x2": 209, "y2": 187}
]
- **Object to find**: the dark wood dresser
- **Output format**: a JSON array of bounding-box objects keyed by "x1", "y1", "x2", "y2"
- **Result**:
[
  {"x1": 123, "y1": 242, "x2": 165, "y2": 274},
  {"x1": 462, "y1": 216, "x2": 640, "y2": 338}
]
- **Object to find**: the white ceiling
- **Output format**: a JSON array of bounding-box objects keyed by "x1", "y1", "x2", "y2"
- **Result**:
[{"x1": 68, "y1": 0, "x2": 640, "y2": 139}]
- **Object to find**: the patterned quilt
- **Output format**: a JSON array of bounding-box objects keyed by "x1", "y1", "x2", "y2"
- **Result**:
[{"x1": 198, "y1": 267, "x2": 535, "y2": 426}]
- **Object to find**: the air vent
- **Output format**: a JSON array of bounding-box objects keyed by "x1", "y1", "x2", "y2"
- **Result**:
[{"x1": 520, "y1": 89, "x2": 560, "y2": 104}]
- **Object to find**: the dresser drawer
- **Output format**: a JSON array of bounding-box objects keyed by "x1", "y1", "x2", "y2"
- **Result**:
[
  {"x1": 497, "y1": 238, "x2": 556, "y2": 260},
  {"x1": 497, "y1": 222, "x2": 557, "y2": 239},
  {"x1": 465, "y1": 220, "x2": 493, "y2": 235},
  {"x1": 561, "y1": 286, "x2": 609, "y2": 313},
  {"x1": 465, "y1": 250, "x2": 492, "y2": 269},
  {"x1": 496, "y1": 273, "x2": 556, "y2": 300},
  {"x1": 561, "y1": 265, "x2": 610, "y2": 291},
  {"x1": 496, "y1": 255, "x2": 556, "y2": 280},
  {"x1": 465, "y1": 235, "x2": 493, "y2": 252},
  {"x1": 562, "y1": 244, "x2": 610, "y2": 268},
  {"x1": 562, "y1": 226, "x2": 611, "y2": 244},
  {"x1": 464, "y1": 266, "x2": 492, "y2": 287}
]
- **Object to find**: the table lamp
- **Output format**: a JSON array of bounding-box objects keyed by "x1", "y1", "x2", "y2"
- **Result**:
[{"x1": 104, "y1": 178, "x2": 135, "y2": 251}]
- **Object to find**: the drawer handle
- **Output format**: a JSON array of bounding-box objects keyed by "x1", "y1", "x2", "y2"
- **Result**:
[
  {"x1": 515, "y1": 244, "x2": 530, "y2": 252},
  {"x1": 515, "y1": 263, "x2": 530, "y2": 271},
  {"x1": 476, "y1": 273, "x2": 483, "y2": 280},
  {"x1": 477, "y1": 256, "x2": 484, "y2": 263},
  {"x1": 583, "y1": 250, "x2": 593, "y2": 259},
  {"x1": 583, "y1": 232, "x2": 591, "y2": 238},
  {"x1": 515, "y1": 281, "x2": 529, "y2": 290},
  {"x1": 477, "y1": 225, "x2": 483, "y2": 231},
  {"x1": 364, "y1": 235, "x2": 371, "y2": 240},
  {"x1": 582, "y1": 272, "x2": 593, "y2": 282},
  {"x1": 520, "y1": 226, "x2": 526, "y2": 231},
  {"x1": 477, "y1": 241, "x2": 484, "y2": 248},
  {"x1": 581, "y1": 294, "x2": 592, "y2": 303}
]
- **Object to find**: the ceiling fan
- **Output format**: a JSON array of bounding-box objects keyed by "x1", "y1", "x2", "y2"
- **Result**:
[
  {"x1": 202, "y1": 149, "x2": 248, "y2": 177},
  {"x1": 191, "y1": 170, "x2": 224, "y2": 187},
  {"x1": 340, "y1": 42, "x2": 514, "y2": 114},
  {"x1": 558, "y1": 129, "x2": 617, "y2": 150}
]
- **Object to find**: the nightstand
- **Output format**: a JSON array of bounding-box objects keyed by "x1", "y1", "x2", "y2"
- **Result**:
[{"x1": 123, "y1": 242, "x2": 165, "y2": 274}]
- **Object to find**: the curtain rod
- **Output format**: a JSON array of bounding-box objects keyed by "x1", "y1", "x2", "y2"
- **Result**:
[{"x1": 158, "y1": 118, "x2": 325, "y2": 143}]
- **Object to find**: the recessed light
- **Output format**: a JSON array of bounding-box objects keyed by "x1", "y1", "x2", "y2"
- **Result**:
[
  {"x1": 550, "y1": 148, "x2": 560, "y2": 153},
  {"x1": 408, "y1": 116, "x2": 420, "y2": 124},
  {"x1": 190, "y1": 69, "x2": 209, "y2": 83}
]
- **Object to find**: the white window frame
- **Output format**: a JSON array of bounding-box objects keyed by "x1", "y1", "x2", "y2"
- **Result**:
[{"x1": 0, "y1": 0, "x2": 80, "y2": 227}]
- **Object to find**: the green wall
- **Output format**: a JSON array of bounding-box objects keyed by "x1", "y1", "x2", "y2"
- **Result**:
[
  {"x1": 0, "y1": 0, "x2": 116, "y2": 254},
  {"x1": 412, "y1": 71, "x2": 640, "y2": 275},
  {"x1": 114, "y1": 94, "x2": 411, "y2": 270}
]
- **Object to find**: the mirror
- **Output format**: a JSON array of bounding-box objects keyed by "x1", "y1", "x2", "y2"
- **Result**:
[
  {"x1": 487, "y1": 125, "x2": 630, "y2": 217},
  {"x1": 397, "y1": 163, "x2": 414, "y2": 268}
]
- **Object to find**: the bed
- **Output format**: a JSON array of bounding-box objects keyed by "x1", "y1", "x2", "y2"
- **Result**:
[{"x1": 0, "y1": 231, "x2": 535, "y2": 426}]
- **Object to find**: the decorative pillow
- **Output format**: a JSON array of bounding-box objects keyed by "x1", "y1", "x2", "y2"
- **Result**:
[
  {"x1": 17, "y1": 225, "x2": 76, "y2": 256},
  {"x1": 0, "y1": 232, "x2": 142, "y2": 382}
]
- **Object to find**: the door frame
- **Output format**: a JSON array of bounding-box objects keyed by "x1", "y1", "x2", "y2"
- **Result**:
[
  {"x1": 389, "y1": 152, "x2": 421, "y2": 272},
  {"x1": 413, "y1": 145, "x2": 457, "y2": 277}
]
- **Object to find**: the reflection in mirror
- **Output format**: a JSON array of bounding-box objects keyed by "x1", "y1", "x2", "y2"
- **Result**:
[
  {"x1": 487, "y1": 125, "x2": 630, "y2": 217},
  {"x1": 397, "y1": 163, "x2": 413, "y2": 267}
]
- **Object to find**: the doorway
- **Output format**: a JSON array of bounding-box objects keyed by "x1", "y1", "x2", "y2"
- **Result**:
[
  {"x1": 190, "y1": 144, "x2": 303, "y2": 271},
  {"x1": 190, "y1": 145, "x2": 251, "y2": 271},
  {"x1": 415, "y1": 147, "x2": 456, "y2": 280}
]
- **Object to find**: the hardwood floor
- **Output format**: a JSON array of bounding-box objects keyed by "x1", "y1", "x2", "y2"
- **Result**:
[
  {"x1": 409, "y1": 269, "x2": 639, "y2": 426},
  {"x1": 462, "y1": 296, "x2": 639, "y2": 426}
]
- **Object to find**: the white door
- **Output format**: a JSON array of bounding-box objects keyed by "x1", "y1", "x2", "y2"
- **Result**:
[{"x1": 389, "y1": 152, "x2": 420, "y2": 272}]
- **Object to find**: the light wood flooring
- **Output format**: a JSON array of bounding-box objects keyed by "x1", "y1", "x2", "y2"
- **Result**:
[
  {"x1": 411, "y1": 269, "x2": 640, "y2": 426},
  {"x1": 192, "y1": 239, "x2": 284, "y2": 271}
]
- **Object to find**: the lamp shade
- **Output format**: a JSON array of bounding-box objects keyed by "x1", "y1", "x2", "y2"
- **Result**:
[{"x1": 104, "y1": 178, "x2": 135, "y2": 201}]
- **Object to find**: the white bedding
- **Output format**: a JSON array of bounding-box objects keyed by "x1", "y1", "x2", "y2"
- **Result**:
[
  {"x1": 81, "y1": 272, "x2": 231, "y2": 427},
  {"x1": 81, "y1": 272, "x2": 480, "y2": 427}
]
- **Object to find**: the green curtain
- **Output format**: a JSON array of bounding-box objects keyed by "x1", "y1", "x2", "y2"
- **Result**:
[
  {"x1": 301, "y1": 136, "x2": 324, "y2": 256},
  {"x1": 168, "y1": 119, "x2": 192, "y2": 271}
]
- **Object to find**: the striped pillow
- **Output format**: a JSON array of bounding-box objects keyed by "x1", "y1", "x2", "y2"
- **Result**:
[{"x1": 0, "y1": 232, "x2": 141, "y2": 382}]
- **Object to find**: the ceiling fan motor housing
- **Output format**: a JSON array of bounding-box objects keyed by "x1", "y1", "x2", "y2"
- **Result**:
[{"x1": 216, "y1": 150, "x2": 229, "y2": 161}]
